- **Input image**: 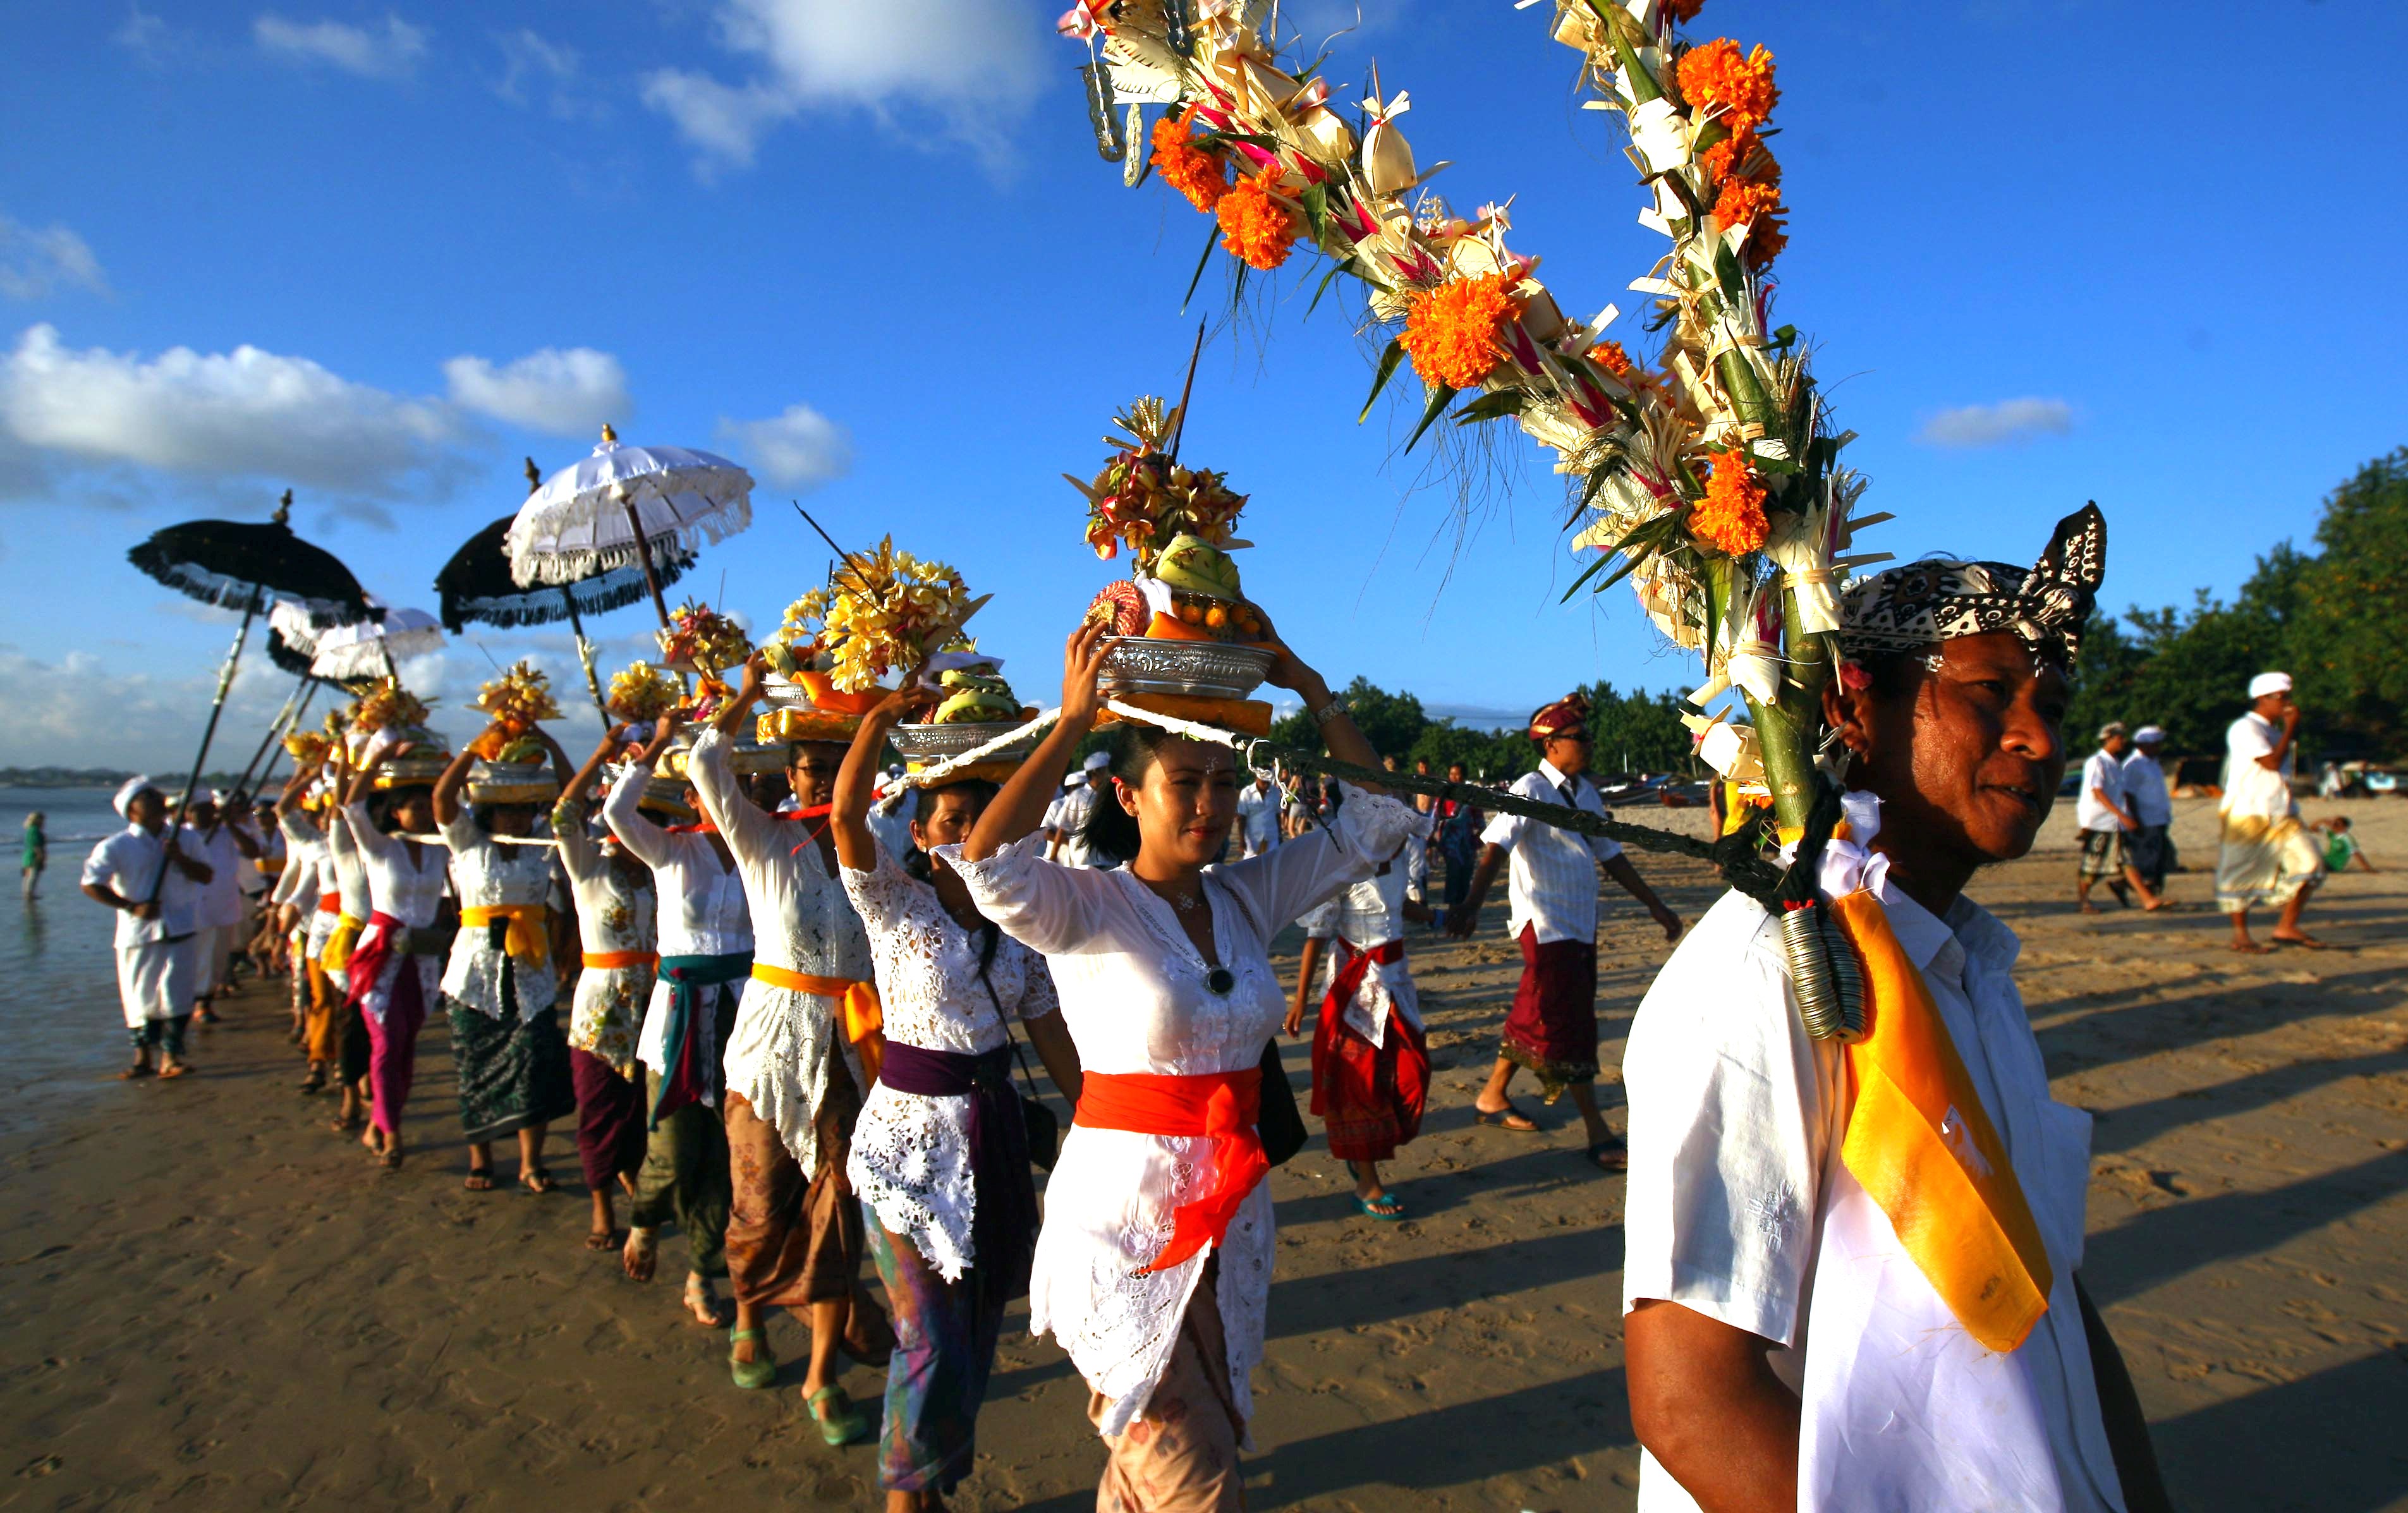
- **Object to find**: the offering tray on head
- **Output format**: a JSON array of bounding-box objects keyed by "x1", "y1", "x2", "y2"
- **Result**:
[
  {"x1": 372, "y1": 750, "x2": 452, "y2": 789},
  {"x1": 469, "y1": 760, "x2": 553, "y2": 806},
  {"x1": 887, "y1": 719, "x2": 1044, "y2": 767},
  {"x1": 1098, "y1": 636, "x2": 1275, "y2": 702}
]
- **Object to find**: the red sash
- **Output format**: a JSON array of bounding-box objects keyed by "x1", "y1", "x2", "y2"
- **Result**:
[{"x1": 1075, "y1": 1067, "x2": 1267, "y2": 1276}]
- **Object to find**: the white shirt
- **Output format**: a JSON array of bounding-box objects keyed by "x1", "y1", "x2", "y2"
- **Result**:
[
  {"x1": 240, "y1": 823, "x2": 284, "y2": 899},
  {"x1": 685, "y1": 727, "x2": 872, "y2": 1165},
  {"x1": 271, "y1": 813, "x2": 325, "y2": 912},
  {"x1": 1478, "y1": 760, "x2": 1624, "y2": 944},
  {"x1": 604, "y1": 752, "x2": 756, "y2": 1072},
  {"x1": 1049, "y1": 782, "x2": 1101, "y2": 867},
  {"x1": 556, "y1": 801, "x2": 657, "y2": 1074},
  {"x1": 83, "y1": 825, "x2": 202, "y2": 946},
  {"x1": 1234, "y1": 782, "x2": 1280, "y2": 852},
  {"x1": 842, "y1": 838, "x2": 1061, "y2": 1280},
  {"x1": 437, "y1": 810, "x2": 559, "y2": 1022},
  {"x1": 1622, "y1": 822, "x2": 2122, "y2": 1512},
  {"x1": 2119, "y1": 751, "x2": 2172, "y2": 827},
  {"x1": 940, "y1": 784, "x2": 1420, "y2": 1437},
  {"x1": 337, "y1": 800, "x2": 449, "y2": 1021},
  {"x1": 324, "y1": 813, "x2": 372, "y2": 918},
  {"x1": 1299, "y1": 841, "x2": 1425, "y2": 1046},
  {"x1": 2075, "y1": 749, "x2": 2128, "y2": 833},
  {"x1": 2220, "y1": 712, "x2": 2294, "y2": 824},
  {"x1": 181, "y1": 823, "x2": 247, "y2": 930}
]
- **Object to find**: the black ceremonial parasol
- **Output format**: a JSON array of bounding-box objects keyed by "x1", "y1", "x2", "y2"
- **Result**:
[
  {"x1": 126, "y1": 491, "x2": 371, "y2": 898},
  {"x1": 434, "y1": 460, "x2": 698, "y2": 728}
]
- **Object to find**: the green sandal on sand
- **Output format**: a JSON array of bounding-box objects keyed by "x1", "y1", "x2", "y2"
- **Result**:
[
  {"x1": 729, "y1": 1327, "x2": 777, "y2": 1390},
  {"x1": 806, "y1": 1385, "x2": 871, "y2": 1447}
]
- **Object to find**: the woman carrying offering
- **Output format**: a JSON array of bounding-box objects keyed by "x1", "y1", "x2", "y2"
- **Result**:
[
  {"x1": 337, "y1": 748, "x2": 450, "y2": 1171},
  {"x1": 271, "y1": 765, "x2": 339, "y2": 1098},
  {"x1": 600, "y1": 720, "x2": 749, "y2": 1330},
  {"x1": 432, "y1": 725, "x2": 578, "y2": 1193},
  {"x1": 554, "y1": 728, "x2": 659, "y2": 1252},
  {"x1": 832, "y1": 675, "x2": 1085, "y2": 1510},
  {"x1": 682, "y1": 661, "x2": 889, "y2": 1435},
  {"x1": 949, "y1": 622, "x2": 1420, "y2": 1512}
]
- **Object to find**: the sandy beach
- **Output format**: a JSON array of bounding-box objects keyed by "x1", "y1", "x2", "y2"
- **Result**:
[{"x1": 5, "y1": 794, "x2": 2403, "y2": 1512}]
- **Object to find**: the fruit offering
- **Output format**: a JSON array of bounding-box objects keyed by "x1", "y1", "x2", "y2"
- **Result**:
[
  {"x1": 929, "y1": 667, "x2": 1024, "y2": 726},
  {"x1": 606, "y1": 662, "x2": 680, "y2": 725},
  {"x1": 1066, "y1": 395, "x2": 1248, "y2": 571},
  {"x1": 776, "y1": 537, "x2": 980, "y2": 694},
  {"x1": 655, "y1": 602, "x2": 753, "y2": 678}
]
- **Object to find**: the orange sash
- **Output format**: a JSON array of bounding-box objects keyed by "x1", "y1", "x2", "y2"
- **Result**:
[
  {"x1": 1075, "y1": 1067, "x2": 1267, "y2": 1276},
  {"x1": 1828, "y1": 889, "x2": 2052, "y2": 1353},
  {"x1": 582, "y1": 950, "x2": 659, "y2": 970},
  {"x1": 751, "y1": 964, "x2": 885, "y2": 1086}
]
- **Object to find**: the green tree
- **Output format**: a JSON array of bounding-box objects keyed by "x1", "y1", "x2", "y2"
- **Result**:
[{"x1": 2290, "y1": 448, "x2": 2407, "y2": 753}]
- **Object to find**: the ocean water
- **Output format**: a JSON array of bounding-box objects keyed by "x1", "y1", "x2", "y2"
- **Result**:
[{"x1": 0, "y1": 787, "x2": 164, "y2": 1109}]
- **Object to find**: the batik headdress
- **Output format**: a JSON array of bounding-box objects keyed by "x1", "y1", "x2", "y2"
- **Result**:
[{"x1": 1837, "y1": 505, "x2": 2105, "y2": 669}]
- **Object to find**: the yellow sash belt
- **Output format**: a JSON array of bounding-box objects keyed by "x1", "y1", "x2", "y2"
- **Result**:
[
  {"x1": 319, "y1": 913, "x2": 365, "y2": 972},
  {"x1": 751, "y1": 964, "x2": 884, "y2": 1086},
  {"x1": 461, "y1": 904, "x2": 550, "y2": 969},
  {"x1": 1828, "y1": 889, "x2": 2052, "y2": 1354}
]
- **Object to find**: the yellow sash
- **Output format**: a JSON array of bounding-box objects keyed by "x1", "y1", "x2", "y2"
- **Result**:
[
  {"x1": 751, "y1": 964, "x2": 884, "y2": 1086},
  {"x1": 1828, "y1": 889, "x2": 2053, "y2": 1354},
  {"x1": 461, "y1": 904, "x2": 550, "y2": 969},
  {"x1": 319, "y1": 913, "x2": 365, "y2": 972}
]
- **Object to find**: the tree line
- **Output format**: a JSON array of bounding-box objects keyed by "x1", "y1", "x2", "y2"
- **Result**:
[
  {"x1": 2065, "y1": 447, "x2": 2405, "y2": 765},
  {"x1": 1268, "y1": 676, "x2": 1698, "y2": 781}
]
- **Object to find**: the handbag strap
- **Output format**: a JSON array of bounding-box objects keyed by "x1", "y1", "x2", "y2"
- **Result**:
[{"x1": 971, "y1": 925, "x2": 1047, "y2": 1103}]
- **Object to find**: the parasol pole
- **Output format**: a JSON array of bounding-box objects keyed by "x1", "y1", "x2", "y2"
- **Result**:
[
  {"x1": 206, "y1": 672, "x2": 315, "y2": 830},
  {"x1": 248, "y1": 677, "x2": 320, "y2": 800},
  {"x1": 1167, "y1": 320, "x2": 1208, "y2": 463},
  {"x1": 532, "y1": 457, "x2": 612, "y2": 732},
  {"x1": 150, "y1": 584, "x2": 262, "y2": 902},
  {"x1": 597, "y1": 427, "x2": 676, "y2": 630}
]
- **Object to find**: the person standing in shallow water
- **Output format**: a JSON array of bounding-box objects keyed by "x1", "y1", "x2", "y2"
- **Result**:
[{"x1": 22, "y1": 811, "x2": 46, "y2": 901}]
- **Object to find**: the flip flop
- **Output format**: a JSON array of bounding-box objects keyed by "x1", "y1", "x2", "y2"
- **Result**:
[
  {"x1": 520, "y1": 1167, "x2": 557, "y2": 1195},
  {"x1": 119, "y1": 1064, "x2": 155, "y2": 1081},
  {"x1": 1585, "y1": 1138, "x2": 1629, "y2": 1174},
  {"x1": 805, "y1": 1385, "x2": 872, "y2": 1447},
  {"x1": 729, "y1": 1327, "x2": 777, "y2": 1390},
  {"x1": 1354, "y1": 1193, "x2": 1406, "y2": 1221},
  {"x1": 463, "y1": 1168, "x2": 496, "y2": 1192},
  {"x1": 157, "y1": 1064, "x2": 192, "y2": 1080},
  {"x1": 1473, "y1": 1101, "x2": 1541, "y2": 1133}
]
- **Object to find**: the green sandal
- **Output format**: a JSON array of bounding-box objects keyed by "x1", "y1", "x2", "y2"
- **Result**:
[
  {"x1": 806, "y1": 1385, "x2": 872, "y2": 1447},
  {"x1": 729, "y1": 1327, "x2": 777, "y2": 1390}
]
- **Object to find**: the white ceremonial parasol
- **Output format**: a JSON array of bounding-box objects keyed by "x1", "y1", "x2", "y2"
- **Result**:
[
  {"x1": 310, "y1": 605, "x2": 446, "y2": 681},
  {"x1": 506, "y1": 424, "x2": 753, "y2": 628}
]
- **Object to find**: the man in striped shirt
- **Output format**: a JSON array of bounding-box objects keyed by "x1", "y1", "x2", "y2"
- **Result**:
[{"x1": 1447, "y1": 692, "x2": 1683, "y2": 1170}]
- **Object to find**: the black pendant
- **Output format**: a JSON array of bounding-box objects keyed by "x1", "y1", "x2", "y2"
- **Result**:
[{"x1": 1205, "y1": 966, "x2": 1235, "y2": 996}]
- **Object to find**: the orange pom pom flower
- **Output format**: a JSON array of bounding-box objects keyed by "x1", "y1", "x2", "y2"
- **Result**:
[
  {"x1": 1215, "y1": 170, "x2": 1298, "y2": 270},
  {"x1": 1690, "y1": 453, "x2": 1770, "y2": 556},
  {"x1": 1152, "y1": 108, "x2": 1230, "y2": 212},
  {"x1": 1676, "y1": 39, "x2": 1779, "y2": 135},
  {"x1": 1591, "y1": 339, "x2": 1637, "y2": 380},
  {"x1": 1399, "y1": 272, "x2": 1523, "y2": 391}
]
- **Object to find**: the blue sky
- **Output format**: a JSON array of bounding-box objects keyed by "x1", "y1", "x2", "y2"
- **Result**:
[{"x1": 3, "y1": 0, "x2": 2402, "y2": 771}]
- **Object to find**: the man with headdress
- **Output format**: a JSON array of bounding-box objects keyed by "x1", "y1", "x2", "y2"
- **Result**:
[
  {"x1": 1617, "y1": 507, "x2": 2171, "y2": 1512},
  {"x1": 82, "y1": 777, "x2": 216, "y2": 1079},
  {"x1": 2216, "y1": 671, "x2": 2325, "y2": 952},
  {"x1": 1446, "y1": 691, "x2": 1684, "y2": 1172}
]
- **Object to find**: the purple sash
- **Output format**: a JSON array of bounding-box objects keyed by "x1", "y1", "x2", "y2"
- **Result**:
[{"x1": 878, "y1": 1039, "x2": 1037, "y2": 1304}]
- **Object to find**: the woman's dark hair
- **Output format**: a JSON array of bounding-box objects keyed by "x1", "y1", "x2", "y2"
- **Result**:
[
  {"x1": 912, "y1": 778, "x2": 1000, "y2": 825},
  {"x1": 1078, "y1": 724, "x2": 1179, "y2": 867},
  {"x1": 378, "y1": 784, "x2": 432, "y2": 833}
]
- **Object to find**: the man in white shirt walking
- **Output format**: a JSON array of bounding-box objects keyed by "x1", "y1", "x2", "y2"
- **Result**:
[
  {"x1": 2120, "y1": 726, "x2": 2175, "y2": 893},
  {"x1": 1446, "y1": 692, "x2": 1682, "y2": 1171},
  {"x1": 1043, "y1": 751, "x2": 1112, "y2": 866},
  {"x1": 1234, "y1": 770, "x2": 1282, "y2": 859},
  {"x1": 82, "y1": 777, "x2": 216, "y2": 1079},
  {"x1": 2075, "y1": 723, "x2": 2162, "y2": 913},
  {"x1": 1618, "y1": 506, "x2": 2170, "y2": 1513},
  {"x1": 2216, "y1": 671, "x2": 2325, "y2": 952}
]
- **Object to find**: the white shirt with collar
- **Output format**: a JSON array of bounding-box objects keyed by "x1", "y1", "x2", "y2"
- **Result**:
[
  {"x1": 180, "y1": 823, "x2": 247, "y2": 930},
  {"x1": 2119, "y1": 751, "x2": 2172, "y2": 827},
  {"x1": 1234, "y1": 781, "x2": 1280, "y2": 852},
  {"x1": 83, "y1": 825, "x2": 202, "y2": 947},
  {"x1": 1477, "y1": 760, "x2": 1624, "y2": 944},
  {"x1": 1621, "y1": 798, "x2": 2124, "y2": 1513},
  {"x1": 2075, "y1": 749, "x2": 2128, "y2": 833},
  {"x1": 1050, "y1": 781, "x2": 1100, "y2": 867},
  {"x1": 2220, "y1": 712, "x2": 2294, "y2": 825}
]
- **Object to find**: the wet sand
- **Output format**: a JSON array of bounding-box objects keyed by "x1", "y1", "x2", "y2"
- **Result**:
[{"x1": 4, "y1": 796, "x2": 2403, "y2": 1511}]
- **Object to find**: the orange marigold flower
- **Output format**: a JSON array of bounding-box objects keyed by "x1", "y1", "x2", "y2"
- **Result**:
[
  {"x1": 1152, "y1": 108, "x2": 1229, "y2": 212},
  {"x1": 1676, "y1": 39, "x2": 1779, "y2": 134},
  {"x1": 1591, "y1": 339, "x2": 1636, "y2": 380},
  {"x1": 1215, "y1": 171, "x2": 1298, "y2": 270},
  {"x1": 1690, "y1": 454, "x2": 1770, "y2": 556},
  {"x1": 1741, "y1": 210, "x2": 1788, "y2": 270},
  {"x1": 1712, "y1": 172, "x2": 1786, "y2": 268},
  {"x1": 1700, "y1": 125, "x2": 1756, "y2": 181},
  {"x1": 1400, "y1": 273, "x2": 1523, "y2": 391}
]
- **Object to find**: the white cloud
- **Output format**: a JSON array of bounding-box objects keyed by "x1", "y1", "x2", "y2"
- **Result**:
[
  {"x1": 494, "y1": 28, "x2": 603, "y2": 119},
  {"x1": 112, "y1": 6, "x2": 181, "y2": 64},
  {"x1": 443, "y1": 347, "x2": 629, "y2": 436},
  {"x1": 643, "y1": 0, "x2": 1044, "y2": 174},
  {"x1": 253, "y1": 12, "x2": 428, "y2": 79},
  {"x1": 0, "y1": 645, "x2": 308, "y2": 772},
  {"x1": 1916, "y1": 397, "x2": 2074, "y2": 449},
  {"x1": 0, "y1": 323, "x2": 455, "y2": 495},
  {"x1": 0, "y1": 215, "x2": 109, "y2": 301},
  {"x1": 717, "y1": 402, "x2": 852, "y2": 492}
]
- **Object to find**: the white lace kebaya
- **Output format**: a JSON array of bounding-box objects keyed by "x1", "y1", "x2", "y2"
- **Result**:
[
  {"x1": 600, "y1": 753, "x2": 753, "y2": 1079},
  {"x1": 841, "y1": 837, "x2": 1061, "y2": 1282},
  {"x1": 437, "y1": 810, "x2": 558, "y2": 1023},
  {"x1": 683, "y1": 727, "x2": 873, "y2": 1171},
  {"x1": 337, "y1": 800, "x2": 447, "y2": 1024},
  {"x1": 935, "y1": 781, "x2": 1420, "y2": 1438}
]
